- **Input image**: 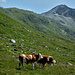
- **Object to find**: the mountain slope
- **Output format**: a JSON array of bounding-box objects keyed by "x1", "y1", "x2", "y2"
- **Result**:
[
  {"x1": 42, "y1": 5, "x2": 75, "y2": 33},
  {"x1": 0, "y1": 9, "x2": 75, "y2": 75},
  {"x1": 42, "y1": 5, "x2": 75, "y2": 19},
  {"x1": 0, "y1": 5, "x2": 75, "y2": 41}
]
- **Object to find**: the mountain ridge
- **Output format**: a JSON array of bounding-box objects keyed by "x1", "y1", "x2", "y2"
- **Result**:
[
  {"x1": 0, "y1": 5, "x2": 75, "y2": 41},
  {"x1": 42, "y1": 4, "x2": 75, "y2": 19},
  {"x1": 41, "y1": 5, "x2": 75, "y2": 39}
]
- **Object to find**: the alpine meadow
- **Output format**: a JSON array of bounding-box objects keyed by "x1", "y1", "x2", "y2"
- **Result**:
[{"x1": 0, "y1": 5, "x2": 75, "y2": 75}]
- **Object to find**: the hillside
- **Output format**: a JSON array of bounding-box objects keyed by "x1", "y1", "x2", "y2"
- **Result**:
[
  {"x1": 0, "y1": 10, "x2": 75, "y2": 75},
  {"x1": 0, "y1": 6, "x2": 75, "y2": 41},
  {"x1": 42, "y1": 5, "x2": 75, "y2": 39}
]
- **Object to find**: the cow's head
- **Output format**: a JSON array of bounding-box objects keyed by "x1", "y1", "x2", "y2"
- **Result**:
[
  {"x1": 48, "y1": 56, "x2": 56, "y2": 65},
  {"x1": 52, "y1": 60, "x2": 56, "y2": 65}
]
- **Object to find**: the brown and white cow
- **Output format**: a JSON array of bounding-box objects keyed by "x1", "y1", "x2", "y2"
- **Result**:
[
  {"x1": 19, "y1": 53, "x2": 43, "y2": 70},
  {"x1": 47, "y1": 56, "x2": 56, "y2": 66},
  {"x1": 37, "y1": 55, "x2": 56, "y2": 68}
]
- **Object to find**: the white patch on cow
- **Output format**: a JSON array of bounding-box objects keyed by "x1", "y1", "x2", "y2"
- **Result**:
[
  {"x1": 47, "y1": 56, "x2": 52, "y2": 61},
  {"x1": 39, "y1": 53, "x2": 43, "y2": 58},
  {"x1": 38, "y1": 53, "x2": 43, "y2": 60},
  {"x1": 49, "y1": 56, "x2": 52, "y2": 57},
  {"x1": 53, "y1": 60, "x2": 56, "y2": 65},
  {"x1": 29, "y1": 55, "x2": 32, "y2": 60},
  {"x1": 47, "y1": 57, "x2": 49, "y2": 61},
  {"x1": 22, "y1": 54, "x2": 26, "y2": 62}
]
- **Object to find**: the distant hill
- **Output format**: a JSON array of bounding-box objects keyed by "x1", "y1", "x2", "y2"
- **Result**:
[{"x1": 0, "y1": 5, "x2": 75, "y2": 41}]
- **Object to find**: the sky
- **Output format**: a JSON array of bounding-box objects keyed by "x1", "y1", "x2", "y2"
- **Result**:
[{"x1": 0, "y1": 0, "x2": 75, "y2": 14}]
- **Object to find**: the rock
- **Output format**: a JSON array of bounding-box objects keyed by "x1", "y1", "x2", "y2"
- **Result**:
[
  {"x1": 42, "y1": 36, "x2": 45, "y2": 38},
  {"x1": 11, "y1": 44, "x2": 16, "y2": 46},
  {"x1": 12, "y1": 55, "x2": 15, "y2": 57},
  {"x1": 50, "y1": 39, "x2": 55, "y2": 41},
  {"x1": 45, "y1": 46, "x2": 48, "y2": 48},
  {"x1": 10, "y1": 39, "x2": 16, "y2": 43},
  {"x1": 2, "y1": 48, "x2": 7, "y2": 51},
  {"x1": 14, "y1": 49, "x2": 18, "y2": 51},
  {"x1": 8, "y1": 44, "x2": 16, "y2": 46},
  {"x1": 36, "y1": 34, "x2": 40, "y2": 36},
  {"x1": 11, "y1": 51, "x2": 15, "y2": 54},
  {"x1": 33, "y1": 52, "x2": 36, "y2": 54},
  {"x1": 38, "y1": 50, "x2": 40, "y2": 52},
  {"x1": 24, "y1": 27, "x2": 27, "y2": 30},
  {"x1": 32, "y1": 43, "x2": 35, "y2": 45},
  {"x1": 16, "y1": 56, "x2": 19, "y2": 58},
  {"x1": 4, "y1": 24, "x2": 6, "y2": 27},
  {"x1": 21, "y1": 51, "x2": 23, "y2": 53},
  {"x1": 0, "y1": 37, "x2": 3, "y2": 39},
  {"x1": 24, "y1": 52, "x2": 26, "y2": 54},
  {"x1": 56, "y1": 48, "x2": 58, "y2": 50},
  {"x1": 63, "y1": 46, "x2": 67, "y2": 49},
  {"x1": 19, "y1": 44, "x2": 22, "y2": 46},
  {"x1": 66, "y1": 62, "x2": 72, "y2": 66}
]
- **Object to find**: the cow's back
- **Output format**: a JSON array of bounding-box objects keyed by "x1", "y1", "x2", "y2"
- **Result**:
[{"x1": 38, "y1": 55, "x2": 48, "y2": 64}]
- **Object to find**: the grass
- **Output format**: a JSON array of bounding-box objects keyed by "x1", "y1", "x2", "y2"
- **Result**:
[
  {"x1": 0, "y1": 51, "x2": 75, "y2": 75},
  {"x1": 0, "y1": 7, "x2": 75, "y2": 41},
  {"x1": 0, "y1": 11, "x2": 75, "y2": 75}
]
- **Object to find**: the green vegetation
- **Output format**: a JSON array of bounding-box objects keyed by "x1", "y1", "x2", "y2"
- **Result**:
[
  {"x1": 0, "y1": 10, "x2": 75, "y2": 75},
  {"x1": 0, "y1": 7, "x2": 75, "y2": 41}
]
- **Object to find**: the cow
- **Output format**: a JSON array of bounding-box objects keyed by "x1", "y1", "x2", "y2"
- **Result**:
[
  {"x1": 19, "y1": 53, "x2": 43, "y2": 70},
  {"x1": 47, "y1": 56, "x2": 56, "y2": 66},
  {"x1": 38, "y1": 55, "x2": 56, "y2": 68}
]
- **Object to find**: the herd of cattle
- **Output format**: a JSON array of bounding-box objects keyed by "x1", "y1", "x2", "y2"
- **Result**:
[{"x1": 19, "y1": 53, "x2": 56, "y2": 70}]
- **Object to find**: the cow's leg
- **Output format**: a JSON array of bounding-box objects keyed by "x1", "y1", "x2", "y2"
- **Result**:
[
  {"x1": 22, "y1": 54, "x2": 26, "y2": 69},
  {"x1": 19, "y1": 61, "x2": 21, "y2": 69},
  {"x1": 42, "y1": 64, "x2": 45, "y2": 68},
  {"x1": 39, "y1": 63, "x2": 42, "y2": 68},
  {"x1": 22, "y1": 62, "x2": 25, "y2": 69},
  {"x1": 34, "y1": 62, "x2": 36, "y2": 69},
  {"x1": 48, "y1": 63, "x2": 50, "y2": 67},
  {"x1": 45, "y1": 63, "x2": 46, "y2": 67},
  {"x1": 32, "y1": 63, "x2": 35, "y2": 69}
]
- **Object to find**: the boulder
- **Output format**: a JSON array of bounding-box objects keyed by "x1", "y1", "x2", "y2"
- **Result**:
[
  {"x1": 10, "y1": 39, "x2": 16, "y2": 43},
  {"x1": 14, "y1": 49, "x2": 18, "y2": 51},
  {"x1": 66, "y1": 62, "x2": 72, "y2": 66}
]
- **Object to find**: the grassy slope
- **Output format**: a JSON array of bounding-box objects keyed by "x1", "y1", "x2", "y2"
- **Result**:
[
  {"x1": 0, "y1": 11, "x2": 75, "y2": 75},
  {"x1": 0, "y1": 7, "x2": 75, "y2": 41}
]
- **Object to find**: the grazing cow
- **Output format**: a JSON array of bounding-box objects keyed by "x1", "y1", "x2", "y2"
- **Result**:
[
  {"x1": 38, "y1": 55, "x2": 56, "y2": 68},
  {"x1": 47, "y1": 56, "x2": 56, "y2": 66},
  {"x1": 19, "y1": 53, "x2": 43, "y2": 70}
]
